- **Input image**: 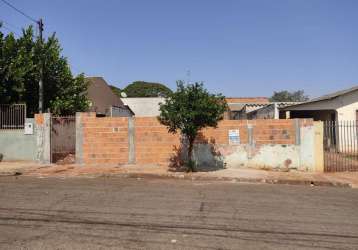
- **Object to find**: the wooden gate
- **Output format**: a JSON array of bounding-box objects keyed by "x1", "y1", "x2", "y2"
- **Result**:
[
  {"x1": 51, "y1": 116, "x2": 76, "y2": 164},
  {"x1": 323, "y1": 121, "x2": 358, "y2": 172}
]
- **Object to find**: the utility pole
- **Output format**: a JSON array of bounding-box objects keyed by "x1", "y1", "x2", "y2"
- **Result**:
[{"x1": 38, "y1": 18, "x2": 44, "y2": 113}]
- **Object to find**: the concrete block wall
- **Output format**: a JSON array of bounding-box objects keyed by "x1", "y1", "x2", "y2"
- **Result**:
[
  {"x1": 0, "y1": 113, "x2": 51, "y2": 162},
  {"x1": 76, "y1": 113, "x2": 319, "y2": 171},
  {"x1": 0, "y1": 118, "x2": 37, "y2": 161}
]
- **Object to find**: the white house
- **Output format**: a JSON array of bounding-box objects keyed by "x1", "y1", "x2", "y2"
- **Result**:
[
  {"x1": 283, "y1": 85, "x2": 358, "y2": 153},
  {"x1": 282, "y1": 85, "x2": 358, "y2": 122}
]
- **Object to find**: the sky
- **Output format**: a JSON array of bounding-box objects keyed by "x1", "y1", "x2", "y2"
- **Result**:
[{"x1": 0, "y1": 0, "x2": 357, "y2": 98}]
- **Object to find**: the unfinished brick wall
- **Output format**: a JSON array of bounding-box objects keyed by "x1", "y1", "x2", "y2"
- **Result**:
[
  {"x1": 199, "y1": 120, "x2": 247, "y2": 144},
  {"x1": 77, "y1": 112, "x2": 312, "y2": 166},
  {"x1": 250, "y1": 119, "x2": 296, "y2": 145},
  {"x1": 135, "y1": 117, "x2": 181, "y2": 164},
  {"x1": 80, "y1": 113, "x2": 129, "y2": 164}
]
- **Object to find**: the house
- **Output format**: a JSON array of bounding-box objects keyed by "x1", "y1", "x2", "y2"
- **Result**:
[
  {"x1": 86, "y1": 77, "x2": 133, "y2": 117},
  {"x1": 246, "y1": 102, "x2": 301, "y2": 119},
  {"x1": 282, "y1": 85, "x2": 358, "y2": 121},
  {"x1": 225, "y1": 97, "x2": 269, "y2": 119},
  {"x1": 120, "y1": 97, "x2": 165, "y2": 117}
]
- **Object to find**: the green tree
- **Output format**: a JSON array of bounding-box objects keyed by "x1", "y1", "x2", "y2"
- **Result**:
[
  {"x1": 123, "y1": 81, "x2": 172, "y2": 97},
  {"x1": 269, "y1": 90, "x2": 309, "y2": 102},
  {"x1": 0, "y1": 25, "x2": 89, "y2": 116},
  {"x1": 109, "y1": 85, "x2": 122, "y2": 97},
  {"x1": 158, "y1": 81, "x2": 227, "y2": 172}
]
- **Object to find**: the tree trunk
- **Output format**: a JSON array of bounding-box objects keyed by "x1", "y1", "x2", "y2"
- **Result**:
[{"x1": 187, "y1": 137, "x2": 196, "y2": 172}]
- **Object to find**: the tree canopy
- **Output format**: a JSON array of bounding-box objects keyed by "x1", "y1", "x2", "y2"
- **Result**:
[
  {"x1": 109, "y1": 85, "x2": 122, "y2": 97},
  {"x1": 0, "y1": 25, "x2": 89, "y2": 116},
  {"x1": 158, "y1": 81, "x2": 227, "y2": 171},
  {"x1": 269, "y1": 90, "x2": 309, "y2": 102},
  {"x1": 122, "y1": 81, "x2": 172, "y2": 97}
]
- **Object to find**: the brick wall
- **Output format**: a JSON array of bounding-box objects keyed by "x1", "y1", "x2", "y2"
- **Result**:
[
  {"x1": 80, "y1": 113, "x2": 129, "y2": 164},
  {"x1": 135, "y1": 117, "x2": 181, "y2": 164},
  {"x1": 250, "y1": 119, "x2": 296, "y2": 145},
  {"x1": 199, "y1": 120, "x2": 249, "y2": 144},
  {"x1": 78, "y1": 112, "x2": 312, "y2": 166}
]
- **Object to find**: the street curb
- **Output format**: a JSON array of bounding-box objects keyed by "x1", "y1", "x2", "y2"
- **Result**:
[
  {"x1": 13, "y1": 170, "x2": 353, "y2": 188},
  {"x1": 104, "y1": 172, "x2": 352, "y2": 188},
  {"x1": 0, "y1": 171, "x2": 22, "y2": 177}
]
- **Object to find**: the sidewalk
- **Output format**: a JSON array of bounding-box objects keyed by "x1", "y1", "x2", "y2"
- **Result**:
[{"x1": 1, "y1": 161, "x2": 358, "y2": 188}]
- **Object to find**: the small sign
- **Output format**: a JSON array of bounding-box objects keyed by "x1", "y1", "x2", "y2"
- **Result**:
[
  {"x1": 24, "y1": 122, "x2": 34, "y2": 135},
  {"x1": 229, "y1": 129, "x2": 240, "y2": 145}
]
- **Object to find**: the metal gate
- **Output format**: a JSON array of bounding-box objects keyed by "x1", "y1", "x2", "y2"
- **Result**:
[
  {"x1": 323, "y1": 121, "x2": 358, "y2": 172},
  {"x1": 51, "y1": 116, "x2": 76, "y2": 164}
]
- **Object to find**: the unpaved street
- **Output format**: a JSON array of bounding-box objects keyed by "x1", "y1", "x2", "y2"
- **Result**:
[{"x1": 0, "y1": 176, "x2": 357, "y2": 249}]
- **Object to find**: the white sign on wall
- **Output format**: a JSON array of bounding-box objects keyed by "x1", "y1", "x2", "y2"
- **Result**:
[
  {"x1": 229, "y1": 129, "x2": 240, "y2": 145},
  {"x1": 24, "y1": 122, "x2": 34, "y2": 135}
]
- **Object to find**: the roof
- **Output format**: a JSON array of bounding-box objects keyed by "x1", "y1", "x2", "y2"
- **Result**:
[
  {"x1": 227, "y1": 103, "x2": 245, "y2": 111},
  {"x1": 121, "y1": 97, "x2": 165, "y2": 117},
  {"x1": 86, "y1": 77, "x2": 125, "y2": 114},
  {"x1": 310, "y1": 85, "x2": 358, "y2": 103},
  {"x1": 283, "y1": 85, "x2": 358, "y2": 110},
  {"x1": 245, "y1": 102, "x2": 301, "y2": 115},
  {"x1": 228, "y1": 102, "x2": 299, "y2": 110},
  {"x1": 226, "y1": 97, "x2": 269, "y2": 104}
]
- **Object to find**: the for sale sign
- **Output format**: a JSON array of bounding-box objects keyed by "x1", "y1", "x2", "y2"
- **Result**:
[{"x1": 229, "y1": 129, "x2": 240, "y2": 145}]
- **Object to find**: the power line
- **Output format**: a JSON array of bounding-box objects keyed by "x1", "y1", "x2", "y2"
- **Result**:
[
  {"x1": 0, "y1": 0, "x2": 37, "y2": 23},
  {"x1": 0, "y1": 24, "x2": 20, "y2": 36}
]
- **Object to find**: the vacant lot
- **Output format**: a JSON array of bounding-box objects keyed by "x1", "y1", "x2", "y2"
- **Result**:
[{"x1": 0, "y1": 176, "x2": 357, "y2": 249}]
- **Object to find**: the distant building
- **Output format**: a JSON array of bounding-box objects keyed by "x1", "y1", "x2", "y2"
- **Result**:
[
  {"x1": 225, "y1": 97, "x2": 302, "y2": 120},
  {"x1": 246, "y1": 102, "x2": 300, "y2": 119},
  {"x1": 86, "y1": 77, "x2": 133, "y2": 117},
  {"x1": 225, "y1": 97, "x2": 269, "y2": 120},
  {"x1": 121, "y1": 97, "x2": 165, "y2": 117}
]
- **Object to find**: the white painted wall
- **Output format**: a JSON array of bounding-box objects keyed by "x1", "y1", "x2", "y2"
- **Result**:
[
  {"x1": 332, "y1": 92, "x2": 358, "y2": 152},
  {"x1": 335, "y1": 91, "x2": 358, "y2": 121},
  {"x1": 121, "y1": 97, "x2": 165, "y2": 117}
]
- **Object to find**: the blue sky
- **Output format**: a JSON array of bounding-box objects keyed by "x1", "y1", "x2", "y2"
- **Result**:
[{"x1": 1, "y1": 0, "x2": 357, "y2": 98}]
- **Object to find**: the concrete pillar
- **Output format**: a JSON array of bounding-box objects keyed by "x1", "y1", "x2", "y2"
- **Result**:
[
  {"x1": 247, "y1": 123, "x2": 254, "y2": 159},
  {"x1": 128, "y1": 117, "x2": 136, "y2": 164},
  {"x1": 294, "y1": 119, "x2": 301, "y2": 145},
  {"x1": 299, "y1": 120, "x2": 316, "y2": 171},
  {"x1": 274, "y1": 103, "x2": 279, "y2": 119},
  {"x1": 35, "y1": 113, "x2": 51, "y2": 164},
  {"x1": 314, "y1": 121, "x2": 324, "y2": 172},
  {"x1": 75, "y1": 112, "x2": 83, "y2": 165}
]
